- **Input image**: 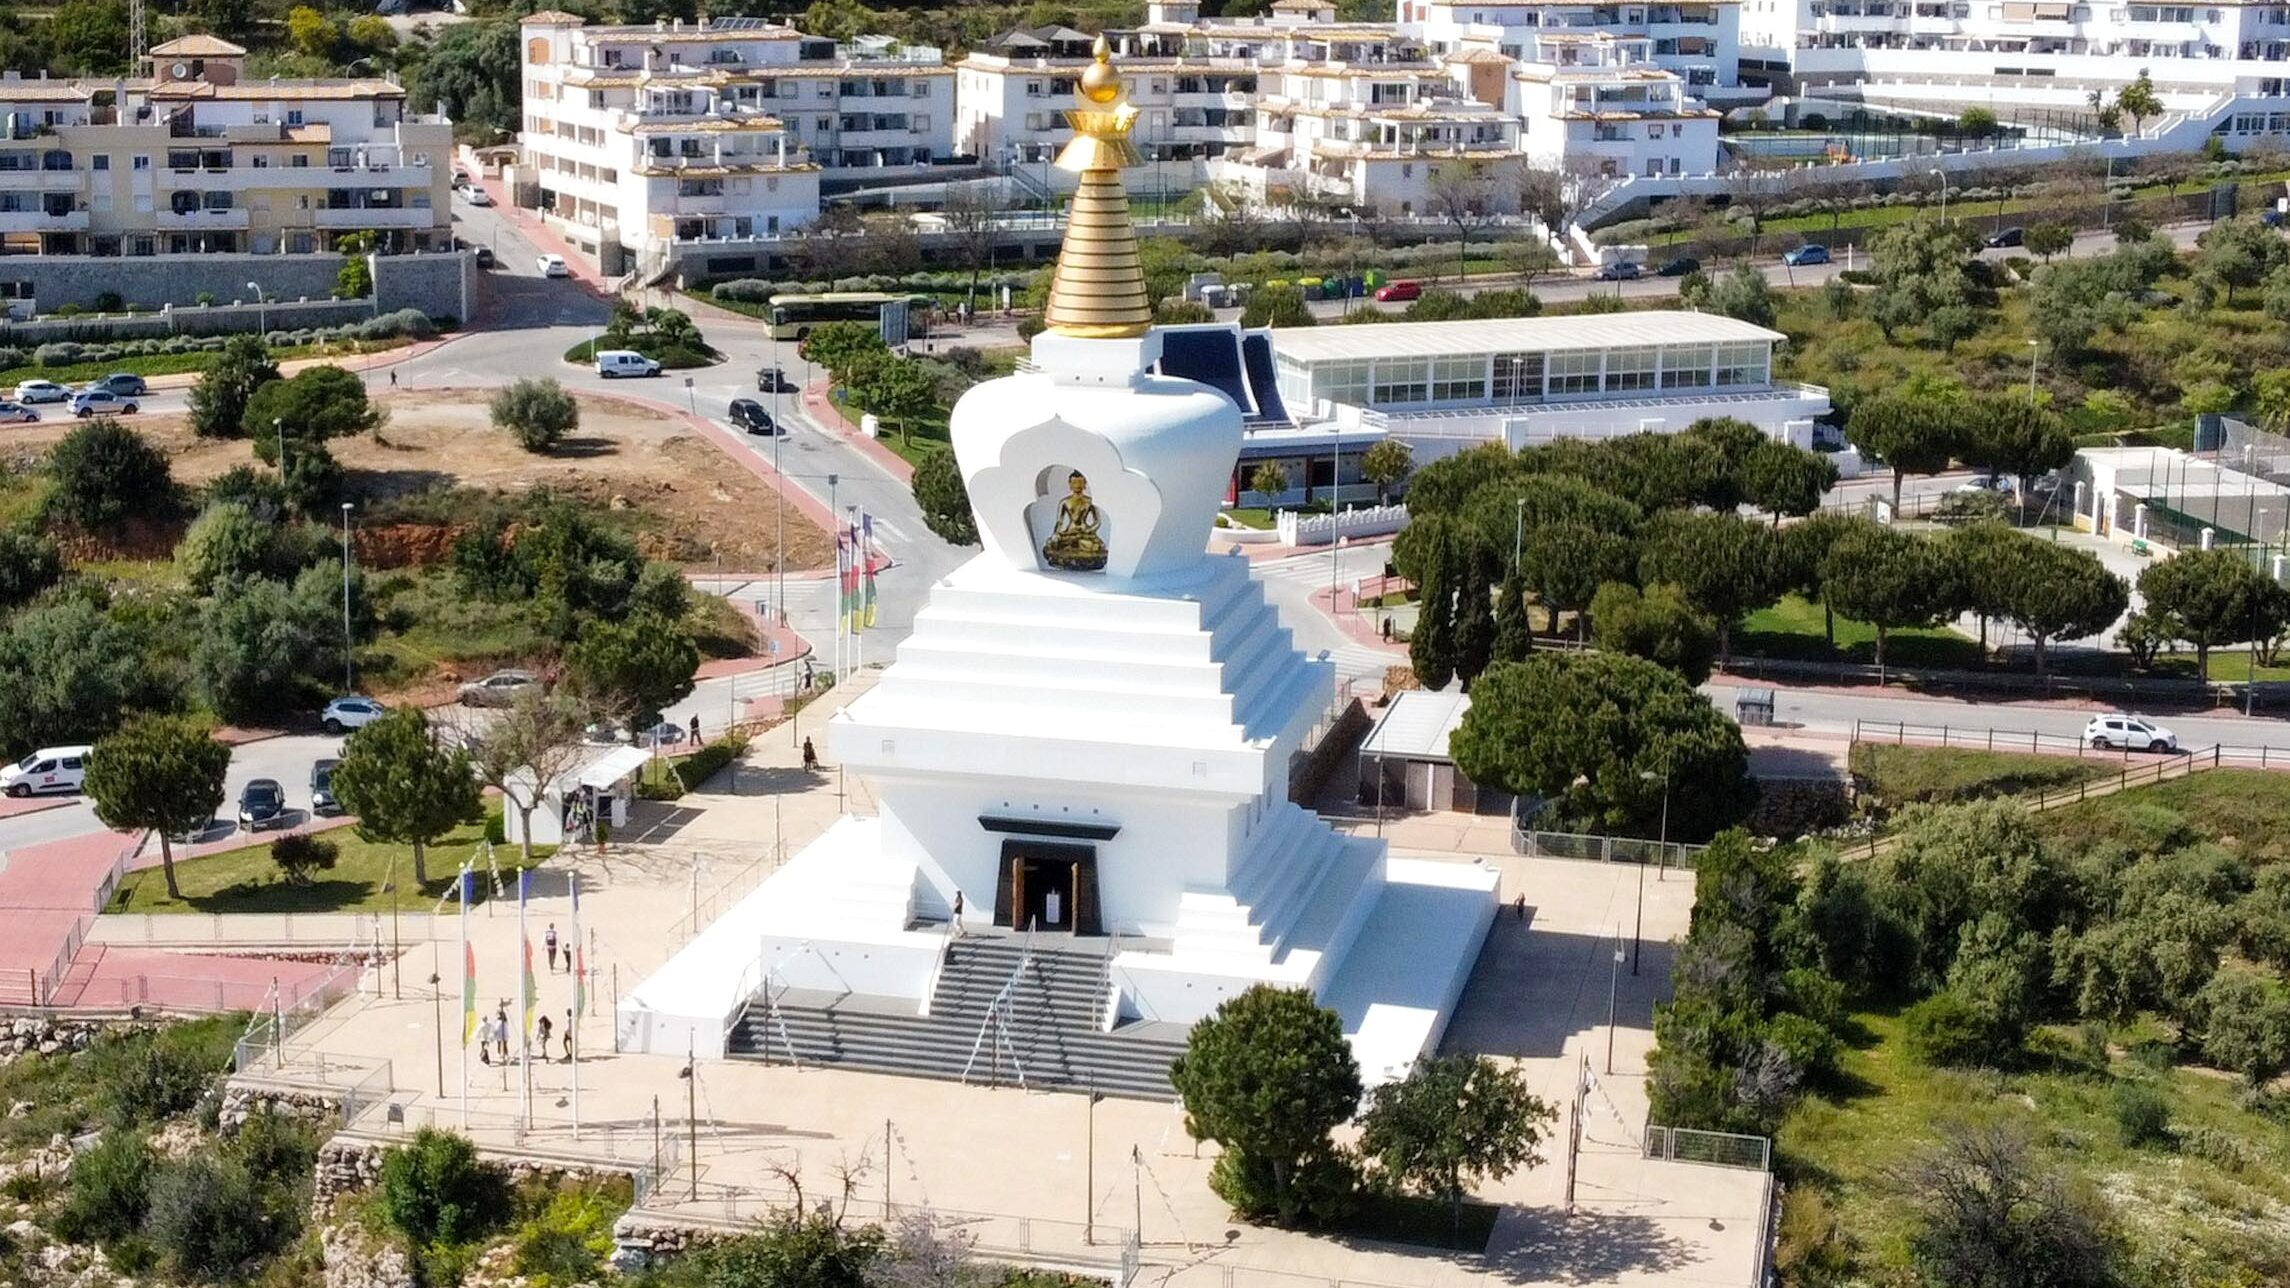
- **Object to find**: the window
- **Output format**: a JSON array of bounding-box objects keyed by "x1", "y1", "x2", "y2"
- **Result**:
[
  {"x1": 292, "y1": 154, "x2": 309, "y2": 167},
  {"x1": 1547, "y1": 350, "x2": 1602, "y2": 395},
  {"x1": 1431, "y1": 354, "x2": 1485, "y2": 401},
  {"x1": 252, "y1": 154, "x2": 270, "y2": 167},
  {"x1": 1313, "y1": 358, "x2": 1371, "y2": 405},
  {"x1": 1714, "y1": 342, "x2": 1766, "y2": 386},
  {"x1": 1491, "y1": 352, "x2": 1543, "y2": 401},
  {"x1": 91, "y1": 154, "x2": 109, "y2": 171},
  {"x1": 1607, "y1": 346, "x2": 1658, "y2": 391},
  {"x1": 286, "y1": 109, "x2": 304, "y2": 126},
  {"x1": 132, "y1": 154, "x2": 148, "y2": 170},
  {"x1": 1371, "y1": 356, "x2": 1430, "y2": 405}
]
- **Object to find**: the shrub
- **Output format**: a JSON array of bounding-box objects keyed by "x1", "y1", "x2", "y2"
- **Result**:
[
  {"x1": 35, "y1": 342, "x2": 85, "y2": 368},
  {"x1": 2112, "y1": 1081, "x2": 2172, "y2": 1147},
  {"x1": 144, "y1": 1153, "x2": 273, "y2": 1281},
  {"x1": 105, "y1": 1031, "x2": 226, "y2": 1124},
  {"x1": 271, "y1": 833, "x2": 340, "y2": 885},
  {"x1": 54, "y1": 1129, "x2": 153, "y2": 1245},
  {"x1": 636, "y1": 735, "x2": 749, "y2": 801},
  {"x1": 511, "y1": 1188, "x2": 619, "y2": 1285},
  {"x1": 1902, "y1": 989, "x2": 2009, "y2": 1067},
  {"x1": 378, "y1": 1128, "x2": 508, "y2": 1249},
  {"x1": 490, "y1": 378, "x2": 579, "y2": 453},
  {"x1": 711, "y1": 278, "x2": 776, "y2": 303},
  {"x1": 229, "y1": 1106, "x2": 319, "y2": 1188}
]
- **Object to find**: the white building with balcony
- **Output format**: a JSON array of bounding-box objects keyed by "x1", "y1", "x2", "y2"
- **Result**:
[
  {"x1": 518, "y1": 12, "x2": 958, "y2": 272},
  {"x1": 1402, "y1": 0, "x2": 1764, "y2": 106},
  {"x1": 0, "y1": 36, "x2": 452, "y2": 259},
  {"x1": 1511, "y1": 36, "x2": 1722, "y2": 175}
]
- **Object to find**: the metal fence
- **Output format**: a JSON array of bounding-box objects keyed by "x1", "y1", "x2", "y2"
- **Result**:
[
  {"x1": 1852, "y1": 719, "x2": 2290, "y2": 770},
  {"x1": 92, "y1": 911, "x2": 434, "y2": 948},
  {"x1": 1643, "y1": 1125, "x2": 1772, "y2": 1172},
  {"x1": 663, "y1": 849, "x2": 784, "y2": 947},
  {"x1": 1511, "y1": 823, "x2": 1707, "y2": 871}
]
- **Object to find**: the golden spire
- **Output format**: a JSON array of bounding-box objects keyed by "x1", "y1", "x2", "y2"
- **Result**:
[{"x1": 1042, "y1": 36, "x2": 1152, "y2": 340}]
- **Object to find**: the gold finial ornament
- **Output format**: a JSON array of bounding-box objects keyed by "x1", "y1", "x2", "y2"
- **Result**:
[{"x1": 1042, "y1": 35, "x2": 1152, "y2": 339}]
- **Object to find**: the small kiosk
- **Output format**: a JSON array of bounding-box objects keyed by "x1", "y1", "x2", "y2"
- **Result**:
[{"x1": 504, "y1": 745, "x2": 652, "y2": 847}]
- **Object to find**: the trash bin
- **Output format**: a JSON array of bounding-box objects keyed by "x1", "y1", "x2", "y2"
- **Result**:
[{"x1": 1736, "y1": 687, "x2": 1776, "y2": 726}]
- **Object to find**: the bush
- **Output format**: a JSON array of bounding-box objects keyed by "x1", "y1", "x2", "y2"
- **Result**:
[
  {"x1": 144, "y1": 1153, "x2": 273, "y2": 1281},
  {"x1": 378, "y1": 1128, "x2": 508, "y2": 1249},
  {"x1": 229, "y1": 1106, "x2": 320, "y2": 1189},
  {"x1": 511, "y1": 1187, "x2": 620, "y2": 1285},
  {"x1": 490, "y1": 378, "x2": 579, "y2": 453},
  {"x1": 35, "y1": 342, "x2": 85, "y2": 367},
  {"x1": 1902, "y1": 989, "x2": 2009, "y2": 1067},
  {"x1": 636, "y1": 735, "x2": 749, "y2": 801},
  {"x1": 271, "y1": 833, "x2": 340, "y2": 885},
  {"x1": 54, "y1": 1129, "x2": 153, "y2": 1245},
  {"x1": 711, "y1": 278, "x2": 776, "y2": 303},
  {"x1": 2112, "y1": 1081, "x2": 2172, "y2": 1147}
]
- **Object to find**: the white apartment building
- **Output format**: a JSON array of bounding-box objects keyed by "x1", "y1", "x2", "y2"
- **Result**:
[
  {"x1": 954, "y1": 0, "x2": 1719, "y2": 213},
  {"x1": 0, "y1": 35, "x2": 452, "y2": 258},
  {"x1": 1739, "y1": 0, "x2": 2290, "y2": 105},
  {"x1": 1510, "y1": 34, "x2": 1723, "y2": 174},
  {"x1": 1402, "y1": 0, "x2": 1765, "y2": 106},
  {"x1": 518, "y1": 12, "x2": 958, "y2": 271}
]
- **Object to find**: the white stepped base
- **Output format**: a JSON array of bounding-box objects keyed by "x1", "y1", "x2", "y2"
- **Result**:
[
  {"x1": 1318, "y1": 857, "x2": 1502, "y2": 1084},
  {"x1": 615, "y1": 817, "x2": 940, "y2": 1059}
]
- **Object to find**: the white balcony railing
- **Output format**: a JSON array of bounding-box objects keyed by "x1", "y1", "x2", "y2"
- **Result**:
[
  {"x1": 313, "y1": 206, "x2": 442, "y2": 229},
  {"x1": 0, "y1": 209, "x2": 88, "y2": 232},
  {"x1": 156, "y1": 207, "x2": 251, "y2": 230}
]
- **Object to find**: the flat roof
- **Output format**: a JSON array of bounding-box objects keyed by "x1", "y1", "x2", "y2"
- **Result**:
[
  {"x1": 1269, "y1": 312, "x2": 1782, "y2": 363},
  {"x1": 1361, "y1": 689, "x2": 1470, "y2": 763}
]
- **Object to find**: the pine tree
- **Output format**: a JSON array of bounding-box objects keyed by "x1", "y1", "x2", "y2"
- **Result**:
[
  {"x1": 1492, "y1": 566, "x2": 1534, "y2": 665},
  {"x1": 1409, "y1": 526, "x2": 1458, "y2": 690},
  {"x1": 1456, "y1": 550, "x2": 1495, "y2": 688}
]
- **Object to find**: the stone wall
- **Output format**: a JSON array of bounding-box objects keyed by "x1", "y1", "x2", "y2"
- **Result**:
[
  {"x1": 313, "y1": 1135, "x2": 638, "y2": 1206},
  {"x1": 0, "y1": 1015, "x2": 142, "y2": 1063},
  {"x1": 0, "y1": 250, "x2": 468, "y2": 321},
  {"x1": 321, "y1": 1221, "x2": 416, "y2": 1288},
  {"x1": 219, "y1": 1082, "x2": 348, "y2": 1134}
]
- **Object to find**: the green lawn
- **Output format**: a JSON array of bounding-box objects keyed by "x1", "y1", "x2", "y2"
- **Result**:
[
  {"x1": 110, "y1": 807, "x2": 550, "y2": 915},
  {"x1": 1737, "y1": 594, "x2": 1983, "y2": 670},
  {"x1": 0, "y1": 336, "x2": 414, "y2": 388},
  {"x1": 1219, "y1": 508, "x2": 1276, "y2": 530},
  {"x1": 830, "y1": 387, "x2": 949, "y2": 468},
  {"x1": 1847, "y1": 743, "x2": 2111, "y2": 808}
]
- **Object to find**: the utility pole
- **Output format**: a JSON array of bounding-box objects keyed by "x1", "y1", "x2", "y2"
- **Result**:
[
  {"x1": 1084, "y1": 1085, "x2": 1100, "y2": 1244},
  {"x1": 340, "y1": 502, "x2": 355, "y2": 692},
  {"x1": 681, "y1": 1039, "x2": 698, "y2": 1200},
  {"x1": 1605, "y1": 934, "x2": 1622, "y2": 1075}
]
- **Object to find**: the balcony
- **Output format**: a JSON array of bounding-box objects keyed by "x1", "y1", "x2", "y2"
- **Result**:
[
  {"x1": 157, "y1": 207, "x2": 250, "y2": 230},
  {"x1": 314, "y1": 206, "x2": 440, "y2": 229},
  {"x1": 0, "y1": 209, "x2": 88, "y2": 232}
]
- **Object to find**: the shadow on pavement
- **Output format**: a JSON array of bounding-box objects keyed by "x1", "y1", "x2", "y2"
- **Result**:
[{"x1": 1480, "y1": 1206, "x2": 1704, "y2": 1285}]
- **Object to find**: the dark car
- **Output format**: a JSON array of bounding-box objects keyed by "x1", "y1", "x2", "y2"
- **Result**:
[
  {"x1": 1655, "y1": 255, "x2": 1701, "y2": 277},
  {"x1": 1783, "y1": 244, "x2": 1830, "y2": 267},
  {"x1": 473, "y1": 246, "x2": 495, "y2": 269},
  {"x1": 85, "y1": 373, "x2": 147, "y2": 397},
  {"x1": 1985, "y1": 226, "x2": 2026, "y2": 248},
  {"x1": 729, "y1": 397, "x2": 780, "y2": 435},
  {"x1": 1594, "y1": 261, "x2": 1643, "y2": 281},
  {"x1": 310, "y1": 758, "x2": 341, "y2": 816},
  {"x1": 238, "y1": 778, "x2": 288, "y2": 833},
  {"x1": 756, "y1": 366, "x2": 798, "y2": 393}
]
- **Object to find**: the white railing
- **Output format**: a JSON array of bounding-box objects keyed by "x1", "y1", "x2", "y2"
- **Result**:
[
  {"x1": 93, "y1": 911, "x2": 438, "y2": 947},
  {"x1": 1275, "y1": 503, "x2": 1408, "y2": 547}
]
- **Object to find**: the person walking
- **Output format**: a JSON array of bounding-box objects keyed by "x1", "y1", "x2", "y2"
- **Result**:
[
  {"x1": 951, "y1": 890, "x2": 964, "y2": 937},
  {"x1": 561, "y1": 1008, "x2": 575, "y2": 1062},
  {"x1": 493, "y1": 1003, "x2": 510, "y2": 1064},
  {"x1": 388, "y1": 369, "x2": 398, "y2": 389},
  {"x1": 689, "y1": 713, "x2": 701, "y2": 745},
  {"x1": 545, "y1": 923, "x2": 560, "y2": 973},
  {"x1": 535, "y1": 1011, "x2": 553, "y2": 1058},
  {"x1": 802, "y1": 737, "x2": 819, "y2": 773},
  {"x1": 478, "y1": 1013, "x2": 495, "y2": 1065}
]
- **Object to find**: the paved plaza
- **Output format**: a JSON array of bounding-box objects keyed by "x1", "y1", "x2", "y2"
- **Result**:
[{"x1": 249, "y1": 678, "x2": 1766, "y2": 1288}]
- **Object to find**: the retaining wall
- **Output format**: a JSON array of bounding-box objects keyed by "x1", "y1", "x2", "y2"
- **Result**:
[{"x1": 0, "y1": 250, "x2": 468, "y2": 322}]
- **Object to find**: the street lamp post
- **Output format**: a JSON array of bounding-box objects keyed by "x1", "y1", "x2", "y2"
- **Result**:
[
  {"x1": 428, "y1": 960, "x2": 445, "y2": 1097},
  {"x1": 1929, "y1": 168, "x2": 1949, "y2": 224},
  {"x1": 273, "y1": 417, "x2": 286, "y2": 477},
  {"x1": 340, "y1": 502, "x2": 355, "y2": 693},
  {"x1": 1636, "y1": 770, "x2": 1668, "y2": 973},
  {"x1": 2027, "y1": 339, "x2": 2040, "y2": 402},
  {"x1": 1605, "y1": 937, "x2": 1623, "y2": 1075},
  {"x1": 246, "y1": 281, "x2": 265, "y2": 334},
  {"x1": 679, "y1": 1041, "x2": 697, "y2": 1200},
  {"x1": 1513, "y1": 496, "x2": 1526, "y2": 569}
]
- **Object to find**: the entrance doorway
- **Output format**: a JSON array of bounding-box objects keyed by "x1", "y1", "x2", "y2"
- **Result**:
[{"x1": 992, "y1": 839, "x2": 1101, "y2": 935}]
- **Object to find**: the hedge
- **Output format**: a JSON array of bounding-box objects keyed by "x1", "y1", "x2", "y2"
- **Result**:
[
  {"x1": 16, "y1": 309, "x2": 437, "y2": 370},
  {"x1": 635, "y1": 735, "x2": 750, "y2": 800}
]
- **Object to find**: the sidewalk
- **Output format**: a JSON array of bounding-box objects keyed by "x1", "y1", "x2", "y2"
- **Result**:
[{"x1": 801, "y1": 376, "x2": 915, "y2": 484}]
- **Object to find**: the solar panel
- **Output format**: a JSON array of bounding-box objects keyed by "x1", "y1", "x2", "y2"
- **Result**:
[{"x1": 1156, "y1": 327, "x2": 1252, "y2": 416}]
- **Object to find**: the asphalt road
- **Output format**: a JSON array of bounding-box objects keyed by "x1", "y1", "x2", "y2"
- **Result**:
[{"x1": 1706, "y1": 681, "x2": 2290, "y2": 755}]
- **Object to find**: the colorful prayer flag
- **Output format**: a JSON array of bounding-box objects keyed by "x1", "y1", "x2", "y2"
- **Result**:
[
  {"x1": 861, "y1": 513, "x2": 878, "y2": 628},
  {"x1": 459, "y1": 866, "x2": 476, "y2": 1046},
  {"x1": 519, "y1": 870, "x2": 536, "y2": 1034}
]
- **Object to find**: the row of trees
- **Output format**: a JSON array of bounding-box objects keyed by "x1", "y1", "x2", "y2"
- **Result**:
[{"x1": 800, "y1": 321, "x2": 938, "y2": 445}]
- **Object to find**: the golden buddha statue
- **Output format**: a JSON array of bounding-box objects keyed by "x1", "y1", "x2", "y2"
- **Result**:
[{"x1": 1042, "y1": 471, "x2": 1109, "y2": 571}]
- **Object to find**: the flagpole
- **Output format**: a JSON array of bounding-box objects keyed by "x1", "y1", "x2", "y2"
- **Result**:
[
  {"x1": 458, "y1": 863, "x2": 470, "y2": 1128},
  {"x1": 570, "y1": 871, "x2": 582, "y2": 1141},
  {"x1": 518, "y1": 869, "x2": 534, "y2": 1129}
]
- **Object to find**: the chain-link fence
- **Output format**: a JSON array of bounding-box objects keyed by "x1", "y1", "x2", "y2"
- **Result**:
[{"x1": 1643, "y1": 1125, "x2": 1772, "y2": 1171}]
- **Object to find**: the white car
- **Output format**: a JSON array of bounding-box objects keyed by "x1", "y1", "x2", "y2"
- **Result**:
[
  {"x1": 13, "y1": 380, "x2": 69, "y2": 405},
  {"x1": 537, "y1": 254, "x2": 569, "y2": 278},
  {"x1": 2084, "y1": 713, "x2": 2178, "y2": 753},
  {"x1": 320, "y1": 695, "x2": 387, "y2": 734},
  {"x1": 1, "y1": 745, "x2": 92, "y2": 797},
  {"x1": 0, "y1": 401, "x2": 39, "y2": 424},
  {"x1": 70, "y1": 389, "x2": 139, "y2": 418},
  {"x1": 464, "y1": 186, "x2": 494, "y2": 207}
]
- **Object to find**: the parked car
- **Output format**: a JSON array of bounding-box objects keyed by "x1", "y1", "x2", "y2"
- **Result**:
[
  {"x1": 84, "y1": 373, "x2": 147, "y2": 397},
  {"x1": 1373, "y1": 279, "x2": 1421, "y2": 303},
  {"x1": 1, "y1": 745, "x2": 92, "y2": 798},
  {"x1": 310, "y1": 758, "x2": 342, "y2": 816},
  {"x1": 537, "y1": 254, "x2": 570, "y2": 278},
  {"x1": 458, "y1": 668, "x2": 539, "y2": 707},
  {"x1": 320, "y1": 695, "x2": 386, "y2": 734},
  {"x1": 1984, "y1": 226, "x2": 2026, "y2": 248},
  {"x1": 1594, "y1": 261, "x2": 1643, "y2": 281},
  {"x1": 13, "y1": 380, "x2": 69, "y2": 405},
  {"x1": 0, "y1": 402, "x2": 39, "y2": 424},
  {"x1": 238, "y1": 778, "x2": 288, "y2": 832},
  {"x1": 1655, "y1": 256, "x2": 1701, "y2": 277},
  {"x1": 595, "y1": 349, "x2": 661, "y2": 379},
  {"x1": 473, "y1": 246, "x2": 495, "y2": 269},
  {"x1": 463, "y1": 186, "x2": 494, "y2": 207},
  {"x1": 2084, "y1": 713, "x2": 2177, "y2": 753},
  {"x1": 1783, "y1": 244, "x2": 1831, "y2": 267},
  {"x1": 451, "y1": 169, "x2": 471, "y2": 189},
  {"x1": 70, "y1": 389, "x2": 139, "y2": 418},
  {"x1": 729, "y1": 398, "x2": 780, "y2": 435},
  {"x1": 756, "y1": 366, "x2": 797, "y2": 393}
]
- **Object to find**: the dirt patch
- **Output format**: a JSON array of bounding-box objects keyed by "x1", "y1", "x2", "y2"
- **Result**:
[{"x1": 30, "y1": 391, "x2": 831, "y2": 571}]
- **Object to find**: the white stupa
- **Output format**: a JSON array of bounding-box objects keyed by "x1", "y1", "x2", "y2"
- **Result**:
[{"x1": 618, "y1": 43, "x2": 1498, "y2": 1085}]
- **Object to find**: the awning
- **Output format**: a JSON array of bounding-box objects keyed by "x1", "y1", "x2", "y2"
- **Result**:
[
  {"x1": 576, "y1": 745, "x2": 654, "y2": 791},
  {"x1": 1361, "y1": 690, "x2": 1472, "y2": 764}
]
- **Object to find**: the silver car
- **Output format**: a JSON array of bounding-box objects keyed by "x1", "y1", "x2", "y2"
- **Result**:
[{"x1": 458, "y1": 668, "x2": 540, "y2": 707}]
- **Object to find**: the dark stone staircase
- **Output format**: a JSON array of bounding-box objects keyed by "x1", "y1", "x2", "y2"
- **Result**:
[{"x1": 726, "y1": 935, "x2": 1187, "y2": 1099}]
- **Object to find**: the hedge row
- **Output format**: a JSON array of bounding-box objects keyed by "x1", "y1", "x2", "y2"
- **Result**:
[
  {"x1": 10, "y1": 310, "x2": 437, "y2": 371},
  {"x1": 636, "y1": 735, "x2": 750, "y2": 800}
]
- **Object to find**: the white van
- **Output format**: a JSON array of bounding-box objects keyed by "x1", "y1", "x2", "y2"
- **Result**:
[
  {"x1": 2, "y1": 745, "x2": 93, "y2": 797},
  {"x1": 594, "y1": 350, "x2": 661, "y2": 379}
]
